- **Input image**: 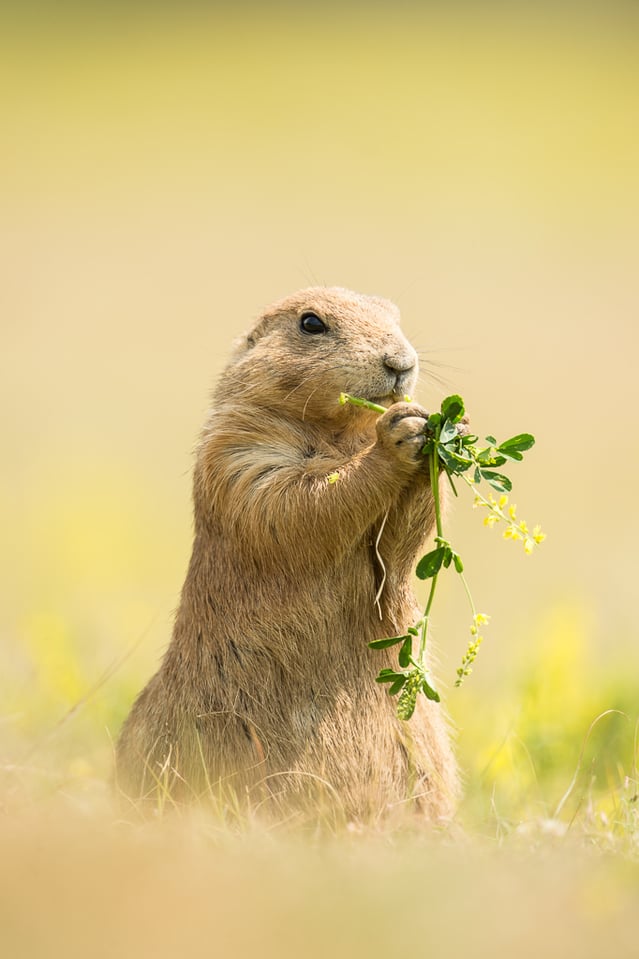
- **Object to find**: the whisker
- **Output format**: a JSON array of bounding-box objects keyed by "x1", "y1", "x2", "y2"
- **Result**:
[
  {"x1": 302, "y1": 387, "x2": 319, "y2": 420},
  {"x1": 416, "y1": 366, "x2": 457, "y2": 391},
  {"x1": 296, "y1": 256, "x2": 322, "y2": 288},
  {"x1": 418, "y1": 357, "x2": 467, "y2": 375},
  {"x1": 415, "y1": 345, "x2": 476, "y2": 355}
]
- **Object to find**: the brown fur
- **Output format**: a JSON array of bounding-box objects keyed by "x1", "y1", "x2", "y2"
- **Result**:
[{"x1": 116, "y1": 287, "x2": 459, "y2": 823}]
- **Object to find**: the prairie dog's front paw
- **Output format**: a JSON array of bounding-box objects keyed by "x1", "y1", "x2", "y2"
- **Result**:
[
  {"x1": 456, "y1": 414, "x2": 471, "y2": 438},
  {"x1": 375, "y1": 402, "x2": 431, "y2": 470}
]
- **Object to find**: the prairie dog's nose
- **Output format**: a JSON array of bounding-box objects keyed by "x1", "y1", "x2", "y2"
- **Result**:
[{"x1": 383, "y1": 348, "x2": 417, "y2": 375}]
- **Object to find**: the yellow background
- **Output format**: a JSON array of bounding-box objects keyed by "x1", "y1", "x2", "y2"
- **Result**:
[{"x1": 1, "y1": 1, "x2": 638, "y2": 823}]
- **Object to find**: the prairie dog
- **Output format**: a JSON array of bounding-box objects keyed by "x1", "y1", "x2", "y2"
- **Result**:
[{"x1": 116, "y1": 287, "x2": 458, "y2": 822}]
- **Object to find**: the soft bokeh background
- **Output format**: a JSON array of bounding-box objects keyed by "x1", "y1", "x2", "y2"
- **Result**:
[{"x1": 1, "y1": 1, "x2": 638, "y2": 953}]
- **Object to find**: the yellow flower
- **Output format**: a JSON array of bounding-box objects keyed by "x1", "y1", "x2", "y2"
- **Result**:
[
  {"x1": 504, "y1": 525, "x2": 522, "y2": 541},
  {"x1": 533, "y1": 525, "x2": 546, "y2": 544},
  {"x1": 484, "y1": 515, "x2": 498, "y2": 527},
  {"x1": 498, "y1": 495, "x2": 508, "y2": 509},
  {"x1": 473, "y1": 495, "x2": 482, "y2": 509},
  {"x1": 328, "y1": 472, "x2": 340, "y2": 484},
  {"x1": 518, "y1": 520, "x2": 529, "y2": 534},
  {"x1": 474, "y1": 613, "x2": 490, "y2": 626},
  {"x1": 508, "y1": 504, "x2": 517, "y2": 520},
  {"x1": 524, "y1": 537, "x2": 535, "y2": 554}
]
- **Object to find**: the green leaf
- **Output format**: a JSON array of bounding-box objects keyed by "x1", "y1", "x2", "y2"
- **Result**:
[
  {"x1": 449, "y1": 442, "x2": 473, "y2": 464},
  {"x1": 476, "y1": 449, "x2": 506, "y2": 468},
  {"x1": 439, "y1": 419, "x2": 458, "y2": 443},
  {"x1": 398, "y1": 636, "x2": 413, "y2": 668},
  {"x1": 375, "y1": 668, "x2": 407, "y2": 684},
  {"x1": 497, "y1": 433, "x2": 535, "y2": 454},
  {"x1": 461, "y1": 434, "x2": 479, "y2": 446},
  {"x1": 474, "y1": 466, "x2": 481, "y2": 484},
  {"x1": 480, "y1": 470, "x2": 513, "y2": 493},
  {"x1": 477, "y1": 448, "x2": 497, "y2": 466},
  {"x1": 407, "y1": 626, "x2": 419, "y2": 636},
  {"x1": 388, "y1": 676, "x2": 407, "y2": 696},
  {"x1": 443, "y1": 547, "x2": 453, "y2": 569},
  {"x1": 437, "y1": 445, "x2": 454, "y2": 467},
  {"x1": 485, "y1": 435, "x2": 497, "y2": 445},
  {"x1": 368, "y1": 635, "x2": 409, "y2": 650},
  {"x1": 427, "y1": 413, "x2": 442, "y2": 430},
  {"x1": 498, "y1": 449, "x2": 523, "y2": 462},
  {"x1": 415, "y1": 546, "x2": 447, "y2": 579},
  {"x1": 441, "y1": 394, "x2": 465, "y2": 423},
  {"x1": 453, "y1": 552, "x2": 464, "y2": 573},
  {"x1": 421, "y1": 438, "x2": 434, "y2": 456},
  {"x1": 438, "y1": 445, "x2": 473, "y2": 473},
  {"x1": 421, "y1": 677, "x2": 441, "y2": 702}
]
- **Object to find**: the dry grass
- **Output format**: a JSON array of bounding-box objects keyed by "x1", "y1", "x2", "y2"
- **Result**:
[{"x1": 0, "y1": 781, "x2": 638, "y2": 959}]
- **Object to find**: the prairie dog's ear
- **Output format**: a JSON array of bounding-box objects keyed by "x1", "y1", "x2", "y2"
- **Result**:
[
  {"x1": 230, "y1": 319, "x2": 270, "y2": 360},
  {"x1": 237, "y1": 306, "x2": 286, "y2": 355}
]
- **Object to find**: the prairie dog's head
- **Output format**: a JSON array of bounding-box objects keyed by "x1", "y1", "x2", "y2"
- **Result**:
[{"x1": 224, "y1": 287, "x2": 418, "y2": 423}]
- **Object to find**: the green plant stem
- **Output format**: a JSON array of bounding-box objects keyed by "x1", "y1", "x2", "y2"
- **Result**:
[
  {"x1": 417, "y1": 429, "x2": 443, "y2": 664},
  {"x1": 418, "y1": 579, "x2": 437, "y2": 664},
  {"x1": 460, "y1": 472, "x2": 490, "y2": 502},
  {"x1": 430, "y1": 433, "x2": 444, "y2": 541},
  {"x1": 460, "y1": 472, "x2": 511, "y2": 531},
  {"x1": 458, "y1": 570, "x2": 477, "y2": 621},
  {"x1": 339, "y1": 393, "x2": 386, "y2": 415},
  {"x1": 460, "y1": 473, "x2": 508, "y2": 518}
]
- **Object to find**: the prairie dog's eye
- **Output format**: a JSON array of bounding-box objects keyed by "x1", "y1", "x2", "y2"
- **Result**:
[{"x1": 300, "y1": 311, "x2": 327, "y2": 334}]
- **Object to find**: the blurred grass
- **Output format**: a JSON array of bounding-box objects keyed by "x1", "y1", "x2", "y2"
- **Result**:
[
  {"x1": 1, "y1": 3, "x2": 639, "y2": 955},
  {"x1": 3, "y1": 592, "x2": 637, "y2": 844},
  {"x1": 1, "y1": 811, "x2": 637, "y2": 959}
]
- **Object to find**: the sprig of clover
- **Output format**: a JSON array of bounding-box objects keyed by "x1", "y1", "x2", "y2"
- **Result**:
[{"x1": 338, "y1": 392, "x2": 545, "y2": 720}]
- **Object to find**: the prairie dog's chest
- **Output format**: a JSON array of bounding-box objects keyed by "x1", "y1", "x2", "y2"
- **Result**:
[{"x1": 303, "y1": 429, "x2": 372, "y2": 465}]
